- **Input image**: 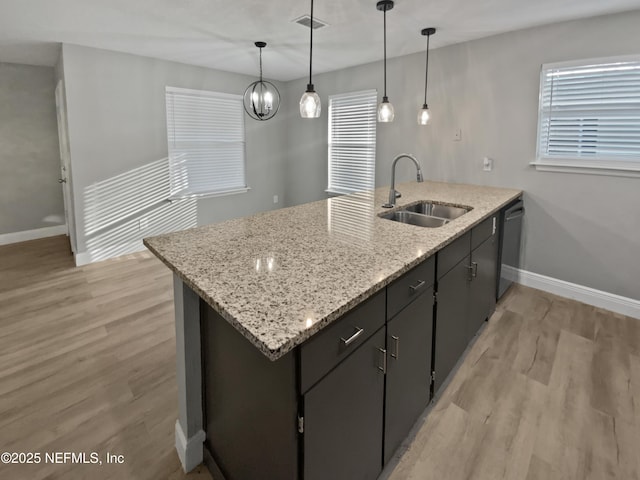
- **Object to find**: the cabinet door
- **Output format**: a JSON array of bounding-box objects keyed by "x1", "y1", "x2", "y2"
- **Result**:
[
  {"x1": 434, "y1": 256, "x2": 470, "y2": 393},
  {"x1": 303, "y1": 328, "x2": 385, "y2": 480},
  {"x1": 384, "y1": 288, "x2": 434, "y2": 464},
  {"x1": 468, "y1": 234, "x2": 498, "y2": 340}
]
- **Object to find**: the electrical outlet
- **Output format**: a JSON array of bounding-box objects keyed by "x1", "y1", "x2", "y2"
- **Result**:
[
  {"x1": 483, "y1": 157, "x2": 493, "y2": 171},
  {"x1": 453, "y1": 128, "x2": 462, "y2": 141},
  {"x1": 273, "y1": 195, "x2": 279, "y2": 204}
]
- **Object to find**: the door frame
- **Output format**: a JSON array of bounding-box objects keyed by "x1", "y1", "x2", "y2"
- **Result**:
[{"x1": 55, "y1": 79, "x2": 77, "y2": 253}]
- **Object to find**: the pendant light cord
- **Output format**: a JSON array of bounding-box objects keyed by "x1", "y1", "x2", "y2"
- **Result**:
[
  {"x1": 383, "y1": 7, "x2": 387, "y2": 97},
  {"x1": 423, "y1": 33, "x2": 430, "y2": 105},
  {"x1": 309, "y1": 0, "x2": 314, "y2": 86},
  {"x1": 259, "y1": 47, "x2": 263, "y2": 82}
]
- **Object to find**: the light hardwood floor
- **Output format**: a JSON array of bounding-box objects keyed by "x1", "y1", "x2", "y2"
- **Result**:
[{"x1": 1, "y1": 236, "x2": 638, "y2": 479}]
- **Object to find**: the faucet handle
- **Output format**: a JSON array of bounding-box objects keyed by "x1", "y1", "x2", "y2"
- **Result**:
[{"x1": 395, "y1": 191, "x2": 402, "y2": 198}]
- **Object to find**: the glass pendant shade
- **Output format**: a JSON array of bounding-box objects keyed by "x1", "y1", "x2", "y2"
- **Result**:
[
  {"x1": 243, "y1": 41, "x2": 280, "y2": 121},
  {"x1": 418, "y1": 27, "x2": 436, "y2": 126},
  {"x1": 301, "y1": 0, "x2": 321, "y2": 119},
  {"x1": 300, "y1": 85, "x2": 321, "y2": 118},
  {"x1": 376, "y1": 0, "x2": 395, "y2": 123},
  {"x1": 417, "y1": 104, "x2": 430, "y2": 125},
  {"x1": 378, "y1": 97, "x2": 395, "y2": 122}
]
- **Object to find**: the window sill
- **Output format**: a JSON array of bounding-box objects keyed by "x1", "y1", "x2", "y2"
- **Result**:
[
  {"x1": 169, "y1": 187, "x2": 251, "y2": 201},
  {"x1": 530, "y1": 160, "x2": 640, "y2": 178}
]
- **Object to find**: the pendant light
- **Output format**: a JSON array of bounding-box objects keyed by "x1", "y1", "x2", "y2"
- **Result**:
[
  {"x1": 300, "y1": 0, "x2": 321, "y2": 118},
  {"x1": 376, "y1": 0, "x2": 395, "y2": 123},
  {"x1": 243, "y1": 42, "x2": 281, "y2": 121},
  {"x1": 418, "y1": 28, "x2": 436, "y2": 125}
]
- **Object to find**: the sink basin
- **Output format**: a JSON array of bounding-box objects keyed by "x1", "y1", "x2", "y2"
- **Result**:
[
  {"x1": 379, "y1": 201, "x2": 471, "y2": 228},
  {"x1": 380, "y1": 210, "x2": 449, "y2": 228},
  {"x1": 404, "y1": 201, "x2": 471, "y2": 220}
]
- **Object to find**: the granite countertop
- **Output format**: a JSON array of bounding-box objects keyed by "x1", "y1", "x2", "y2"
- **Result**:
[{"x1": 143, "y1": 181, "x2": 522, "y2": 361}]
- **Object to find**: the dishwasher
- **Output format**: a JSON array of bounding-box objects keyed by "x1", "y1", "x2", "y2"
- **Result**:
[{"x1": 497, "y1": 198, "x2": 525, "y2": 299}]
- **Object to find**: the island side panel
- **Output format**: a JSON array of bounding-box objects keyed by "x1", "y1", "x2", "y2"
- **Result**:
[
  {"x1": 201, "y1": 303, "x2": 299, "y2": 480},
  {"x1": 173, "y1": 274, "x2": 206, "y2": 472}
]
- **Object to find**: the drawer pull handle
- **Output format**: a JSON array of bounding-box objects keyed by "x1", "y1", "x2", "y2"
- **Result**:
[
  {"x1": 466, "y1": 263, "x2": 478, "y2": 280},
  {"x1": 409, "y1": 280, "x2": 426, "y2": 293},
  {"x1": 341, "y1": 327, "x2": 364, "y2": 346},
  {"x1": 391, "y1": 335, "x2": 400, "y2": 359},
  {"x1": 378, "y1": 347, "x2": 387, "y2": 374}
]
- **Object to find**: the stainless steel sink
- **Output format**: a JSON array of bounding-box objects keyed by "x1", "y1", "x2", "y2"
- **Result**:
[
  {"x1": 403, "y1": 201, "x2": 471, "y2": 220},
  {"x1": 379, "y1": 201, "x2": 471, "y2": 228},
  {"x1": 380, "y1": 210, "x2": 449, "y2": 228}
]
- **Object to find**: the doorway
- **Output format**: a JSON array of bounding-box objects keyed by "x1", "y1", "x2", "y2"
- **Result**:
[{"x1": 55, "y1": 80, "x2": 77, "y2": 254}]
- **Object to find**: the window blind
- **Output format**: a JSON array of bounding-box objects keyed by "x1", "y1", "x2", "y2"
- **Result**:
[
  {"x1": 165, "y1": 87, "x2": 247, "y2": 198},
  {"x1": 537, "y1": 57, "x2": 640, "y2": 162},
  {"x1": 328, "y1": 89, "x2": 377, "y2": 194}
]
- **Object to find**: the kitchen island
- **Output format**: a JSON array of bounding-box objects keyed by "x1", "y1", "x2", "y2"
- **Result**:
[{"x1": 144, "y1": 180, "x2": 522, "y2": 480}]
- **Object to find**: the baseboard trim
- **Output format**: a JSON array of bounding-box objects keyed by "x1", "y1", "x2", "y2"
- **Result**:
[
  {"x1": 74, "y1": 240, "x2": 146, "y2": 266},
  {"x1": 0, "y1": 225, "x2": 67, "y2": 246},
  {"x1": 175, "y1": 420, "x2": 206, "y2": 473},
  {"x1": 503, "y1": 266, "x2": 640, "y2": 319}
]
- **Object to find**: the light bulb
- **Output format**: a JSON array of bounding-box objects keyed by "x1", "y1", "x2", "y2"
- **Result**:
[
  {"x1": 418, "y1": 105, "x2": 430, "y2": 125},
  {"x1": 378, "y1": 99, "x2": 395, "y2": 123},
  {"x1": 264, "y1": 91, "x2": 273, "y2": 110},
  {"x1": 300, "y1": 87, "x2": 321, "y2": 118}
]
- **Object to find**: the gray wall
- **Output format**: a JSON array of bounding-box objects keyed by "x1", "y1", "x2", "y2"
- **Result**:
[
  {"x1": 281, "y1": 10, "x2": 640, "y2": 300},
  {"x1": 0, "y1": 62, "x2": 64, "y2": 234},
  {"x1": 61, "y1": 44, "x2": 287, "y2": 258}
]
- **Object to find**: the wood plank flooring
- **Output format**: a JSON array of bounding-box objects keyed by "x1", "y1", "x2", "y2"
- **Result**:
[
  {"x1": 386, "y1": 282, "x2": 640, "y2": 480},
  {"x1": 1, "y1": 235, "x2": 638, "y2": 479},
  {"x1": 0, "y1": 236, "x2": 211, "y2": 480}
]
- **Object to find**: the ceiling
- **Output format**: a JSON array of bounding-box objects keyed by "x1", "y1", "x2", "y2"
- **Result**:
[{"x1": 1, "y1": 0, "x2": 640, "y2": 81}]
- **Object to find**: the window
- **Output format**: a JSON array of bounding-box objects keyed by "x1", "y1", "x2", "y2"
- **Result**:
[
  {"x1": 533, "y1": 55, "x2": 640, "y2": 177},
  {"x1": 165, "y1": 86, "x2": 248, "y2": 198},
  {"x1": 327, "y1": 89, "x2": 377, "y2": 194}
]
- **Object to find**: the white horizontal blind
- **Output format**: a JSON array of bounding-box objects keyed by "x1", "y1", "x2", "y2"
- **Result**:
[
  {"x1": 166, "y1": 87, "x2": 246, "y2": 197},
  {"x1": 328, "y1": 89, "x2": 377, "y2": 194},
  {"x1": 538, "y1": 57, "x2": 640, "y2": 162}
]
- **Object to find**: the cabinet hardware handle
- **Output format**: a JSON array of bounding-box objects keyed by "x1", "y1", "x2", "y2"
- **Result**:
[
  {"x1": 409, "y1": 280, "x2": 426, "y2": 293},
  {"x1": 466, "y1": 264, "x2": 474, "y2": 280},
  {"x1": 505, "y1": 208, "x2": 525, "y2": 221},
  {"x1": 341, "y1": 327, "x2": 364, "y2": 346},
  {"x1": 378, "y1": 347, "x2": 387, "y2": 374},
  {"x1": 391, "y1": 335, "x2": 400, "y2": 359},
  {"x1": 466, "y1": 263, "x2": 478, "y2": 280}
]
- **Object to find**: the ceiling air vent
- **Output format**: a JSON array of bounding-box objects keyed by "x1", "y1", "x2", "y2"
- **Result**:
[{"x1": 293, "y1": 14, "x2": 328, "y2": 29}]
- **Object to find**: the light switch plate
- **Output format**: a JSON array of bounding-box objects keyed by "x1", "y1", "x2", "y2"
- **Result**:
[
  {"x1": 453, "y1": 128, "x2": 462, "y2": 141},
  {"x1": 483, "y1": 157, "x2": 493, "y2": 171}
]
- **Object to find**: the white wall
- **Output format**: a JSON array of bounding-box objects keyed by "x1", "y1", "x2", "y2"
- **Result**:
[
  {"x1": 281, "y1": 10, "x2": 640, "y2": 301},
  {"x1": 61, "y1": 44, "x2": 287, "y2": 260},
  {"x1": 0, "y1": 62, "x2": 64, "y2": 235}
]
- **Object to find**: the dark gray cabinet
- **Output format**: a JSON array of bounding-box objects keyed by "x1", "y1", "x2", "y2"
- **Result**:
[
  {"x1": 433, "y1": 253, "x2": 470, "y2": 393},
  {"x1": 384, "y1": 287, "x2": 434, "y2": 464},
  {"x1": 434, "y1": 215, "x2": 498, "y2": 393},
  {"x1": 303, "y1": 327, "x2": 386, "y2": 480},
  {"x1": 468, "y1": 233, "x2": 498, "y2": 341}
]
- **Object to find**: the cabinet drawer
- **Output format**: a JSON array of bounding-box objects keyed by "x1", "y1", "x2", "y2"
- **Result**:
[
  {"x1": 386, "y1": 256, "x2": 435, "y2": 319},
  {"x1": 471, "y1": 215, "x2": 497, "y2": 250},
  {"x1": 437, "y1": 231, "x2": 471, "y2": 280},
  {"x1": 300, "y1": 290, "x2": 385, "y2": 393}
]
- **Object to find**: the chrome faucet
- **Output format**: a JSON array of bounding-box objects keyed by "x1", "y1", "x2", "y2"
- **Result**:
[{"x1": 382, "y1": 153, "x2": 424, "y2": 208}]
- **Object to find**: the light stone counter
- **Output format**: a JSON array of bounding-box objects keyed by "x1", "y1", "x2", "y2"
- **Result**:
[{"x1": 144, "y1": 181, "x2": 522, "y2": 361}]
